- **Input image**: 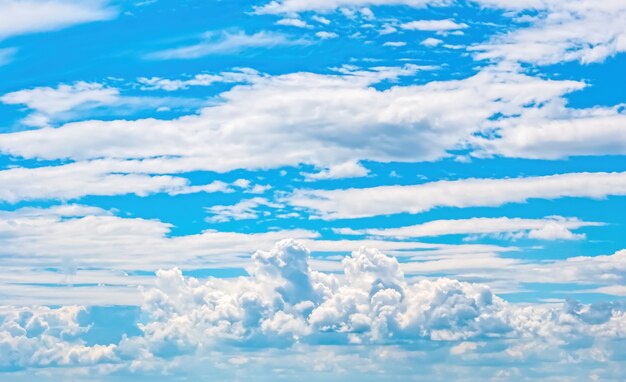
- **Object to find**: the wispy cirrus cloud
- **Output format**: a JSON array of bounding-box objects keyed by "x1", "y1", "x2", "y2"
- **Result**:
[
  {"x1": 335, "y1": 216, "x2": 603, "y2": 240},
  {"x1": 0, "y1": 0, "x2": 116, "y2": 40},
  {"x1": 147, "y1": 30, "x2": 311, "y2": 60}
]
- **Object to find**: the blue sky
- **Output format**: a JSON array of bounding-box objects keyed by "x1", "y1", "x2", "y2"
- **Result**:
[{"x1": 0, "y1": 0, "x2": 625, "y2": 380}]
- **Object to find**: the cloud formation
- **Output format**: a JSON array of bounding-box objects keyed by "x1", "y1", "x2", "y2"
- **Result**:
[
  {"x1": 0, "y1": 0, "x2": 115, "y2": 40},
  {"x1": 289, "y1": 171, "x2": 626, "y2": 219}
]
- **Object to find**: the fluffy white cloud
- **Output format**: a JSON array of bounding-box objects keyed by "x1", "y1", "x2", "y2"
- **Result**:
[
  {"x1": 315, "y1": 31, "x2": 338, "y2": 39},
  {"x1": 134, "y1": 240, "x2": 626, "y2": 361},
  {"x1": 421, "y1": 37, "x2": 442, "y2": 46},
  {"x1": 2, "y1": 240, "x2": 625, "y2": 376},
  {"x1": 302, "y1": 161, "x2": 369, "y2": 180},
  {"x1": 289, "y1": 171, "x2": 626, "y2": 219},
  {"x1": 472, "y1": 0, "x2": 626, "y2": 64},
  {"x1": 339, "y1": 216, "x2": 602, "y2": 240},
  {"x1": 474, "y1": 107, "x2": 626, "y2": 159},
  {"x1": 0, "y1": 0, "x2": 115, "y2": 40},
  {"x1": 400, "y1": 19, "x2": 467, "y2": 31},
  {"x1": 0, "y1": 65, "x2": 583, "y2": 174},
  {"x1": 0, "y1": 305, "x2": 116, "y2": 370},
  {"x1": 0, "y1": 204, "x2": 526, "y2": 305},
  {"x1": 276, "y1": 18, "x2": 312, "y2": 28},
  {"x1": 1, "y1": 82, "x2": 119, "y2": 127}
]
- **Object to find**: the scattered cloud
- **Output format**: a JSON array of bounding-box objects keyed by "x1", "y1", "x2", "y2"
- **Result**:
[
  {"x1": 1, "y1": 81, "x2": 120, "y2": 127},
  {"x1": 136, "y1": 68, "x2": 260, "y2": 91},
  {"x1": 0, "y1": 65, "x2": 583, "y2": 174},
  {"x1": 383, "y1": 41, "x2": 406, "y2": 47},
  {"x1": 205, "y1": 197, "x2": 282, "y2": 222},
  {"x1": 315, "y1": 31, "x2": 338, "y2": 39},
  {"x1": 400, "y1": 19, "x2": 468, "y2": 32},
  {"x1": 338, "y1": 216, "x2": 602, "y2": 240},
  {"x1": 148, "y1": 30, "x2": 310, "y2": 60},
  {"x1": 421, "y1": 37, "x2": 443, "y2": 46},
  {"x1": 0, "y1": 0, "x2": 116, "y2": 40},
  {"x1": 289, "y1": 171, "x2": 626, "y2": 219},
  {"x1": 276, "y1": 18, "x2": 312, "y2": 28}
]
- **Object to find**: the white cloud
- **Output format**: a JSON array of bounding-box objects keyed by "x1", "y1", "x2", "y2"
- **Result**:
[
  {"x1": 0, "y1": 305, "x2": 117, "y2": 370},
  {"x1": 254, "y1": 0, "x2": 445, "y2": 15},
  {"x1": 255, "y1": 0, "x2": 626, "y2": 65},
  {"x1": 288, "y1": 171, "x2": 626, "y2": 219},
  {"x1": 205, "y1": 197, "x2": 282, "y2": 222},
  {"x1": 311, "y1": 15, "x2": 331, "y2": 25},
  {"x1": 421, "y1": 37, "x2": 442, "y2": 47},
  {"x1": 0, "y1": 0, "x2": 116, "y2": 40},
  {"x1": 383, "y1": 41, "x2": 405, "y2": 47},
  {"x1": 302, "y1": 161, "x2": 369, "y2": 181},
  {"x1": 0, "y1": 65, "x2": 583, "y2": 175},
  {"x1": 2, "y1": 240, "x2": 625, "y2": 375},
  {"x1": 0, "y1": 160, "x2": 235, "y2": 203},
  {"x1": 136, "y1": 68, "x2": 260, "y2": 91},
  {"x1": 341, "y1": 216, "x2": 602, "y2": 240},
  {"x1": 474, "y1": 107, "x2": 626, "y2": 159},
  {"x1": 315, "y1": 31, "x2": 338, "y2": 39},
  {"x1": 148, "y1": 30, "x2": 310, "y2": 59},
  {"x1": 471, "y1": 0, "x2": 626, "y2": 64},
  {"x1": 132, "y1": 240, "x2": 626, "y2": 360},
  {"x1": 400, "y1": 19, "x2": 468, "y2": 31},
  {"x1": 276, "y1": 18, "x2": 312, "y2": 28},
  {"x1": 1, "y1": 81, "x2": 120, "y2": 127},
  {"x1": 0, "y1": 204, "x2": 523, "y2": 305}
]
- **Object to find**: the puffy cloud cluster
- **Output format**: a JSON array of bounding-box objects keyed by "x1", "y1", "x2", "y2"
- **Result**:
[
  {"x1": 0, "y1": 305, "x2": 115, "y2": 370},
  {"x1": 136, "y1": 240, "x2": 626, "y2": 357},
  {"x1": 1, "y1": 240, "x2": 625, "y2": 376}
]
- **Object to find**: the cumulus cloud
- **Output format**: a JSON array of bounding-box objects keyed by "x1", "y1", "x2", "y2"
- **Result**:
[
  {"x1": 4, "y1": 205, "x2": 502, "y2": 305},
  {"x1": 134, "y1": 240, "x2": 626, "y2": 361},
  {"x1": 315, "y1": 31, "x2": 338, "y2": 39},
  {"x1": 2, "y1": 240, "x2": 625, "y2": 376},
  {"x1": 0, "y1": 305, "x2": 116, "y2": 370},
  {"x1": 289, "y1": 171, "x2": 626, "y2": 219},
  {"x1": 421, "y1": 37, "x2": 442, "y2": 47}
]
